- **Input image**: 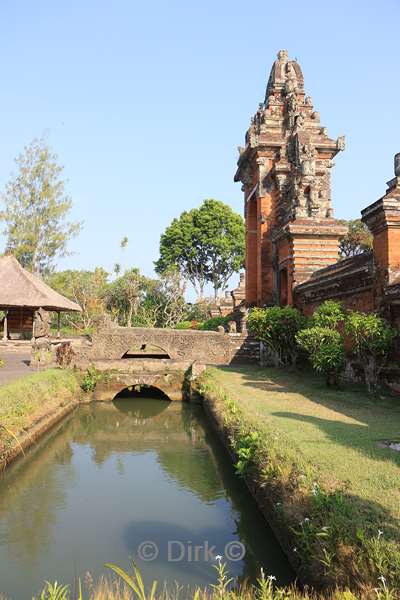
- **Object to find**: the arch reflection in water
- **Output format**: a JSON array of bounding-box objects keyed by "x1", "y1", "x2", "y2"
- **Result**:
[{"x1": 0, "y1": 394, "x2": 293, "y2": 599}]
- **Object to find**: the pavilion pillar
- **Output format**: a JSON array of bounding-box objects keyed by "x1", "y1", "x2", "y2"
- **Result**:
[
  {"x1": 57, "y1": 311, "x2": 61, "y2": 338},
  {"x1": 2, "y1": 310, "x2": 8, "y2": 341}
]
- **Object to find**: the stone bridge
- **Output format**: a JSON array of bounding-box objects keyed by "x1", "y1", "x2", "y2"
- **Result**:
[{"x1": 74, "y1": 326, "x2": 259, "y2": 401}]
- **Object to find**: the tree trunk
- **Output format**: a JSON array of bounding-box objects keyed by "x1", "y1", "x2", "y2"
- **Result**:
[{"x1": 127, "y1": 304, "x2": 133, "y2": 327}]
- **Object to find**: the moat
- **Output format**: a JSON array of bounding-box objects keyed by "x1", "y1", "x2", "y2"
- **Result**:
[{"x1": 0, "y1": 392, "x2": 293, "y2": 598}]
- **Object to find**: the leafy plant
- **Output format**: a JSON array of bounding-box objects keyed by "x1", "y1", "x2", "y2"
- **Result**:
[
  {"x1": 312, "y1": 301, "x2": 345, "y2": 329},
  {"x1": 297, "y1": 327, "x2": 345, "y2": 386},
  {"x1": 35, "y1": 581, "x2": 70, "y2": 600},
  {"x1": 247, "y1": 306, "x2": 306, "y2": 367},
  {"x1": 105, "y1": 560, "x2": 157, "y2": 600},
  {"x1": 80, "y1": 367, "x2": 102, "y2": 393},
  {"x1": 235, "y1": 431, "x2": 260, "y2": 475},
  {"x1": 345, "y1": 312, "x2": 396, "y2": 392}
]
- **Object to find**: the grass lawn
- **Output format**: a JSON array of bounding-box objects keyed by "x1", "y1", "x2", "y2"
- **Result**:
[
  {"x1": 211, "y1": 365, "x2": 400, "y2": 528},
  {"x1": 0, "y1": 369, "x2": 80, "y2": 437}
]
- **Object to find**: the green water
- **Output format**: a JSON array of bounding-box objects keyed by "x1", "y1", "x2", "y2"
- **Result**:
[{"x1": 0, "y1": 396, "x2": 293, "y2": 598}]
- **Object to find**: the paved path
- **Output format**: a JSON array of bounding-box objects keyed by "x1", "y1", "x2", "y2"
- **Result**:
[{"x1": 0, "y1": 348, "x2": 36, "y2": 386}]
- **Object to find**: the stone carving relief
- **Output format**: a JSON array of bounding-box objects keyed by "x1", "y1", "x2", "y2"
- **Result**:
[
  {"x1": 33, "y1": 307, "x2": 51, "y2": 339},
  {"x1": 301, "y1": 143, "x2": 317, "y2": 176},
  {"x1": 236, "y1": 50, "x2": 344, "y2": 227}
]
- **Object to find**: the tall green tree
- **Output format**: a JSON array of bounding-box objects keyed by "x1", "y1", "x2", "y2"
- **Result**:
[
  {"x1": 155, "y1": 199, "x2": 245, "y2": 299},
  {"x1": 0, "y1": 138, "x2": 82, "y2": 273}
]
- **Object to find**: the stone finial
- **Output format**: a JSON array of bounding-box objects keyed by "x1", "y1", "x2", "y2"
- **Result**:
[
  {"x1": 395, "y1": 153, "x2": 400, "y2": 177},
  {"x1": 277, "y1": 49, "x2": 288, "y2": 61}
]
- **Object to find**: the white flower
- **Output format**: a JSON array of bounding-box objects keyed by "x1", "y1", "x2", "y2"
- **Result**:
[
  {"x1": 377, "y1": 529, "x2": 383, "y2": 538},
  {"x1": 215, "y1": 554, "x2": 223, "y2": 562},
  {"x1": 267, "y1": 575, "x2": 276, "y2": 581},
  {"x1": 304, "y1": 517, "x2": 310, "y2": 523},
  {"x1": 293, "y1": 547, "x2": 297, "y2": 553},
  {"x1": 378, "y1": 575, "x2": 386, "y2": 583}
]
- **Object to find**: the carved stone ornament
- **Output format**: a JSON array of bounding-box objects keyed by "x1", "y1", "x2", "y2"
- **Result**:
[
  {"x1": 301, "y1": 143, "x2": 317, "y2": 176},
  {"x1": 394, "y1": 152, "x2": 400, "y2": 177},
  {"x1": 33, "y1": 307, "x2": 51, "y2": 339},
  {"x1": 337, "y1": 135, "x2": 346, "y2": 151}
]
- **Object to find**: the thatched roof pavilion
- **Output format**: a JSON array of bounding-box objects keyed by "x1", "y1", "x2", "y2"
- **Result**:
[{"x1": 0, "y1": 255, "x2": 81, "y2": 340}]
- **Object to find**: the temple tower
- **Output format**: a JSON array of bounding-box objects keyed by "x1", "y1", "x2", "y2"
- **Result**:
[{"x1": 234, "y1": 50, "x2": 347, "y2": 306}]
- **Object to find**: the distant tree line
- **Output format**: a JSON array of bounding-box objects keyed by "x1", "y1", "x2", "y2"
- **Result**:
[{"x1": 0, "y1": 138, "x2": 245, "y2": 332}]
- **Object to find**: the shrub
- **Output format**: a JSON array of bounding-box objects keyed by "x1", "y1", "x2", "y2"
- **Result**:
[
  {"x1": 345, "y1": 312, "x2": 396, "y2": 392},
  {"x1": 297, "y1": 327, "x2": 345, "y2": 386},
  {"x1": 198, "y1": 315, "x2": 229, "y2": 331},
  {"x1": 247, "y1": 306, "x2": 306, "y2": 367},
  {"x1": 312, "y1": 301, "x2": 345, "y2": 329},
  {"x1": 174, "y1": 320, "x2": 193, "y2": 330},
  {"x1": 80, "y1": 367, "x2": 100, "y2": 392}
]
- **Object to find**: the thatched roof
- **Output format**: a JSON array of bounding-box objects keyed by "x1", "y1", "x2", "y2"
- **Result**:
[{"x1": 0, "y1": 255, "x2": 82, "y2": 312}]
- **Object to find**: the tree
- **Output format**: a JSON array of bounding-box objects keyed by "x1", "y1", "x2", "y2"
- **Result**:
[
  {"x1": 297, "y1": 327, "x2": 345, "y2": 386},
  {"x1": 338, "y1": 219, "x2": 372, "y2": 258},
  {"x1": 345, "y1": 312, "x2": 396, "y2": 392},
  {"x1": 103, "y1": 268, "x2": 145, "y2": 327},
  {"x1": 155, "y1": 209, "x2": 208, "y2": 299},
  {"x1": 0, "y1": 138, "x2": 82, "y2": 273},
  {"x1": 155, "y1": 199, "x2": 245, "y2": 299},
  {"x1": 46, "y1": 268, "x2": 108, "y2": 331},
  {"x1": 149, "y1": 269, "x2": 187, "y2": 328},
  {"x1": 247, "y1": 306, "x2": 306, "y2": 367}
]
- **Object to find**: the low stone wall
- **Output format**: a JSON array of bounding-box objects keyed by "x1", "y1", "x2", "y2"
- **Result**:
[
  {"x1": 73, "y1": 327, "x2": 260, "y2": 367},
  {"x1": 89, "y1": 327, "x2": 233, "y2": 363}
]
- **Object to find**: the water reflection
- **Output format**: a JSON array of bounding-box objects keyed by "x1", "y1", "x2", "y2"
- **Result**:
[{"x1": 0, "y1": 398, "x2": 293, "y2": 598}]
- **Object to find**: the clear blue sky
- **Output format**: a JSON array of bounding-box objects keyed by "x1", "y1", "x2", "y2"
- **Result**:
[{"x1": 0, "y1": 0, "x2": 399, "y2": 290}]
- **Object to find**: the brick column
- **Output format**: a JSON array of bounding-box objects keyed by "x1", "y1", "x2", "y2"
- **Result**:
[{"x1": 362, "y1": 156, "x2": 400, "y2": 286}]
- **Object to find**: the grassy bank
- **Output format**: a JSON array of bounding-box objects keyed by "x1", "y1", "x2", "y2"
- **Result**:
[
  {"x1": 194, "y1": 366, "x2": 400, "y2": 594},
  {"x1": 0, "y1": 369, "x2": 81, "y2": 461}
]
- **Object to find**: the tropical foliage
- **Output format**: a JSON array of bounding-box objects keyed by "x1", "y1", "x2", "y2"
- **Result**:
[
  {"x1": 247, "y1": 306, "x2": 306, "y2": 367},
  {"x1": 297, "y1": 327, "x2": 345, "y2": 386},
  {"x1": 345, "y1": 312, "x2": 396, "y2": 391}
]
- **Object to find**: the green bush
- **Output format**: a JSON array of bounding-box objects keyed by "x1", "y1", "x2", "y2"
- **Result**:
[
  {"x1": 345, "y1": 312, "x2": 396, "y2": 392},
  {"x1": 198, "y1": 315, "x2": 229, "y2": 331},
  {"x1": 247, "y1": 306, "x2": 306, "y2": 367},
  {"x1": 80, "y1": 367, "x2": 101, "y2": 392},
  {"x1": 312, "y1": 300, "x2": 345, "y2": 329},
  {"x1": 297, "y1": 326, "x2": 345, "y2": 386},
  {"x1": 174, "y1": 320, "x2": 193, "y2": 330}
]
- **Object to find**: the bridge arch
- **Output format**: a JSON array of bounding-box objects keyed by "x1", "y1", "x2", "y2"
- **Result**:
[
  {"x1": 113, "y1": 383, "x2": 171, "y2": 401},
  {"x1": 92, "y1": 371, "x2": 186, "y2": 402}
]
